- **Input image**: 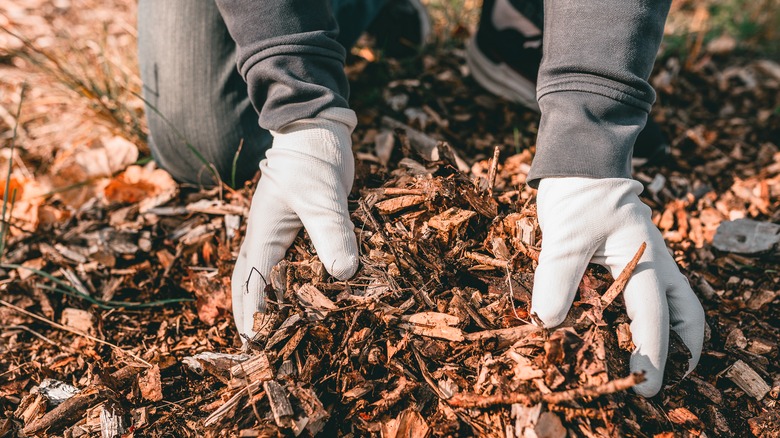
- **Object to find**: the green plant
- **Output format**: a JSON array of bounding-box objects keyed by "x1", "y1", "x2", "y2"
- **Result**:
[{"x1": 1, "y1": 263, "x2": 193, "y2": 309}]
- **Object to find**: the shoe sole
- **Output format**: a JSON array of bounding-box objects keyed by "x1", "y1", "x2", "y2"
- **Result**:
[{"x1": 466, "y1": 36, "x2": 539, "y2": 112}]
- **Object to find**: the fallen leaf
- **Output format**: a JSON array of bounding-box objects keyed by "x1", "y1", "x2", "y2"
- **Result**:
[{"x1": 103, "y1": 163, "x2": 177, "y2": 212}]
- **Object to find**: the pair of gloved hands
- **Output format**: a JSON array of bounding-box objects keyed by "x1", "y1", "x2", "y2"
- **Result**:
[{"x1": 232, "y1": 109, "x2": 705, "y2": 397}]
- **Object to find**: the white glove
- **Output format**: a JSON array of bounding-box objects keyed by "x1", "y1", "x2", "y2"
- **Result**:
[
  {"x1": 531, "y1": 177, "x2": 705, "y2": 397},
  {"x1": 232, "y1": 108, "x2": 360, "y2": 341}
]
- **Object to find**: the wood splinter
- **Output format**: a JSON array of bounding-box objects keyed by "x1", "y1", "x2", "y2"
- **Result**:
[
  {"x1": 601, "y1": 242, "x2": 646, "y2": 308},
  {"x1": 487, "y1": 145, "x2": 500, "y2": 196}
]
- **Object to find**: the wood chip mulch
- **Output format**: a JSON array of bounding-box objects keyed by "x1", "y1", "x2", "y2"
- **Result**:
[{"x1": 2, "y1": 22, "x2": 780, "y2": 438}]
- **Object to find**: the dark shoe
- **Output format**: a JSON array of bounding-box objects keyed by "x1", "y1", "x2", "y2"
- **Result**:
[
  {"x1": 466, "y1": 0, "x2": 543, "y2": 109},
  {"x1": 367, "y1": 0, "x2": 431, "y2": 58},
  {"x1": 467, "y1": 0, "x2": 670, "y2": 164}
]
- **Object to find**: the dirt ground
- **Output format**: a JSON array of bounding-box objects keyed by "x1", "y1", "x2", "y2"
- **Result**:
[{"x1": 1, "y1": 1, "x2": 779, "y2": 437}]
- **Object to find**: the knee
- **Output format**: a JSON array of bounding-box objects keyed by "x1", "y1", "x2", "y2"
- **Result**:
[{"x1": 145, "y1": 101, "x2": 270, "y2": 187}]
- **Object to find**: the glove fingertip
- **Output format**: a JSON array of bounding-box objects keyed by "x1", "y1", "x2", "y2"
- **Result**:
[
  {"x1": 632, "y1": 376, "x2": 663, "y2": 398},
  {"x1": 329, "y1": 254, "x2": 359, "y2": 280},
  {"x1": 529, "y1": 306, "x2": 568, "y2": 328},
  {"x1": 630, "y1": 357, "x2": 664, "y2": 398}
]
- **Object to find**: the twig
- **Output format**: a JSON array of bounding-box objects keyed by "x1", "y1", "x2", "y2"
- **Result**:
[
  {"x1": 360, "y1": 200, "x2": 406, "y2": 278},
  {"x1": 204, "y1": 382, "x2": 262, "y2": 427},
  {"x1": 244, "y1": 377, "x2": 264, "y2": 425},
  {"x1": 447, "y1": 372, "x2": 645, "y2": 408},
  {"x1": 542, "y1": 372, "x2": 644, "y2": 404},
  {"x1": 0, "y1": 362, "x2": 33, "y2": 378},
  {"x1": 464, "y1": 251, "x2": 507, "y2": 269},
  {"x1": 601, "y1": 242, "x2": 646, "y2": 308},
  {"x1": 161, "y1": 242, "x2": 184, "y2": 283},
  {"x1": 4, "y1": 324, "x2": 60, "y2": 346},
  {"x1": 230, "y1": 138, "x2": 244, "y2": 189},
  {"x1": 368, "y1": 187, "x2": 425, "y2": 196},
  {"x1": 0, "y1": 299, "x2": 152, "y2": 367}
]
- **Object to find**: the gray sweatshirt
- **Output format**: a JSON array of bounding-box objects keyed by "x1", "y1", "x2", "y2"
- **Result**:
[{"x1": 214, "y1": 0, "x2": 671, "y2": 187}]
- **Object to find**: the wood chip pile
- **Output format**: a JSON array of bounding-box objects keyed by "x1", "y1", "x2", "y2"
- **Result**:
[{"x1": 187, "y1": 141, "x2": 660, "y2": 437}]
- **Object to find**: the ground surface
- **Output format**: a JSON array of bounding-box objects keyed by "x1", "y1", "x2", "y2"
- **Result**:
[{"x1": 1, "y1": 1, "x2": 779, "y2": 437}]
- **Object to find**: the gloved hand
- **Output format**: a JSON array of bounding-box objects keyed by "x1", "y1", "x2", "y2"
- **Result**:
[
  {"x1": 531, "y1": 177, "x2": 705, "y2": 397},
  {"x1": 232, "y1": 108, "x2": 360, "y2": 342}
]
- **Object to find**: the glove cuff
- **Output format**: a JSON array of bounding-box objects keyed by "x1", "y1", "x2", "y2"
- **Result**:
[
  {"x1": 538, "y1": 177, "x2": 643, "y2": 200},
  {"x1": 269, "y1": 107, "x2": 357, "y2": 163},
  {"x1": 316, "y1": 107, "x2": 358, "y2": 131},
  {"x1": 536, "y1": 177, "x2": 645, "y2": 227}
]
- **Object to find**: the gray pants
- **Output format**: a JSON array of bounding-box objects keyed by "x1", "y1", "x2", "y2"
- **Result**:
[
  {"x1": 138, "y1": 0, "x2": 670, "y2": 187},
  {"x1": 138, "y1": 0, "x2": 386, "y2": 186}
]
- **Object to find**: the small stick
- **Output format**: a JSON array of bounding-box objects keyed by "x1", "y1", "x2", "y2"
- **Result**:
[
  {"x1": 0, "y1": 299, "x2": 151, "y2": 367},
  {"x1": 601, "y1": 242, "x2": 646, "y2": 308},
  {"x1": 487, "y1": 146, "x2": 500, "y2": 196},
  {"x1": 542, "y1": 372, "x2": 644, "y2": 404},
  {"x1": 378, "y1": 188, "x2": 425, "y2": 196},
  {"x1": 6, "y1": 324, "x2": 61, "y2": 346},
  {"x1": 447, "y1": 372, "x2": 644, "y2": 408},
  {"x1": 359, "y1": 200, "x2": 401, "y2": 269},
  {"x1": 464, "y1": 251, "x2": 507, "y2": 269}
]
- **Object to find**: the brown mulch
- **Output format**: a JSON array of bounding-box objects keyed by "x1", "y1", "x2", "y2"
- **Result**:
[{"x1": 1, "y1": 3, "x2": 779, "y2": 438}]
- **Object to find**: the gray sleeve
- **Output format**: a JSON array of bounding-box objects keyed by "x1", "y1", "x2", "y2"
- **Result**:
[
  {"x1": 214, "y1": 0, "x2": 350, "y2": 131},
  {"x1": 527, "y1": 0, "x2": 672, "y2": 187}
]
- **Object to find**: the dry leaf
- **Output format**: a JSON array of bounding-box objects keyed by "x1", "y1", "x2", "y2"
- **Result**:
[
  {"x1": 60, "y1": 308, "x2": 94, "y2": 336},
  {"x1": 103, "y1": 163, "x2": 177, "y2": 212}
]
